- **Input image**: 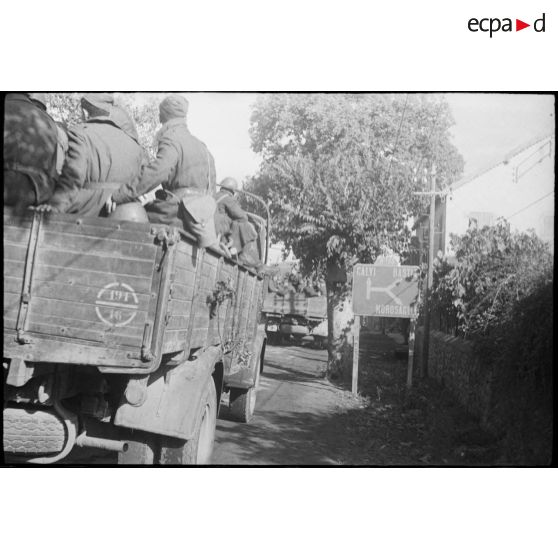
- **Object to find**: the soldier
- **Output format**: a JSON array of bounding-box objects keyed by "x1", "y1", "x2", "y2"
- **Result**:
[
  {"x1": 105, "y1": 94, "x2": 217, "y2": 222},
  {"x1": 287, "y1": 272, "x2": 302, "y2": 293},
  {"x1": 302, "y1": 279, "x2": 319, "y2": 297},
  {"x1": 4, "y1": 93, "x2": 59, "y2": 214},
  {"x1": 214, "y1": 177, "x2": 260, "y2": 267},
  {"x1": 267, "y1": 268, "x2": 287, "y2": 296},
  {"x1": 37, "y1": 93, "x2": 146, "y2": 218}
]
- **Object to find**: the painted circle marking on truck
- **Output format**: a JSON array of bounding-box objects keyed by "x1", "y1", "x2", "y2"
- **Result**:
[{"x1": 95, "y1": 282, "x2": 139, "y2": 327}]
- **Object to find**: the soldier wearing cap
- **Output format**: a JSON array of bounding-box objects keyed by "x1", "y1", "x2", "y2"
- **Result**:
[
  {"x1": 3, "y1": 93, "x2": 59, "y2": 214},
  {"x1": 39, "y1": 93, "x2": 146, "y2": 217},
  {"x1": 105, "y1": 94, "x2": 216, "y2": 221}
]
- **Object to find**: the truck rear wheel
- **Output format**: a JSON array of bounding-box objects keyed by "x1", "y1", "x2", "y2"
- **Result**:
[
  {"x1": 229, "y1": 343, "x2": 264, "y2": 423},
  {"x1": 159, "y1": 378, "x2": 217, "y2": 465},
  {"x1": 229, "y1": 387, "x2": 256, "y2": 423}
]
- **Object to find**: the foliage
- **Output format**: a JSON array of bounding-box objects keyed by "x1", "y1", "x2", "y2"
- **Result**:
[
  {"x1": 116, "y1": 93, "x2": 162, "y2": 158},
  {"x1": 207, "y1": 278, "x2": 235, "y2": 318},
  {"x1": 46, "y1": 93, "x2": 82, "y2": 127},
  {"x1": 247, "y1": 93, "x2": 464, "y2": 276},
  {"x1": 431, "y1": 218, "x2": 553, "y2": 339}
]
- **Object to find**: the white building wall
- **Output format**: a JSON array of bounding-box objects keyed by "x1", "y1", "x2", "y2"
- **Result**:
[
  {"x1": 445, "y1": 138, "x2": 554, "y2": 252},
  {"x1": 267, "y1": 242, "x2": 297, "y2": 264}
]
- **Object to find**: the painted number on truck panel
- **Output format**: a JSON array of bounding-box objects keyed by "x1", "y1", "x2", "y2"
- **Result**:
[{"x1": 95, "y1": 282, "x2": 139, "y2": 327}]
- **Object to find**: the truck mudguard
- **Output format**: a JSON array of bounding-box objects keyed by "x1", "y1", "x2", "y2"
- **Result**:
[
  {"x1": 225, "y1": 327, "x2": 266, "y2": 389},
  {"x1": 114, "y1": 346, "x2": 222, "y2": 441}
]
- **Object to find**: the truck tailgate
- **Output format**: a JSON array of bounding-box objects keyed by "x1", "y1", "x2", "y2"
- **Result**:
[{"x1": 4, "y1": 212, "x2": 164, "y2": 369}]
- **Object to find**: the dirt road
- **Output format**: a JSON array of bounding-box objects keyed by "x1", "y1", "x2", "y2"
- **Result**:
[
  {"x1": 58, "y1": 332, "x2": 500, "y2": 466},
  {"x1": 213, "y1": 344, "x2": 347, "y2": 465}
]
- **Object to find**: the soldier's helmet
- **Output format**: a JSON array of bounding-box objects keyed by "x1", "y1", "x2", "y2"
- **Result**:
[
  {"x1": 218, "y1": 177, "x2": 240, "y2": 192},
  {"x1": 109, "y1": 202, "x2": 149, "y2": 223}
]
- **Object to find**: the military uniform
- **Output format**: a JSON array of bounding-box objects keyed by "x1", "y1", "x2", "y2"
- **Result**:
[
  {"x1": 50, "y1": 98, "x2": 145, "y2": 216},
  {"x1": 214, "y1": 189, "x2": 258, "y2": 254},
  {"x1": 111, "y1": 96, "x2": 216, "y2": 224},
  {"x1": 3, "y1": 93, "x2": 59, "y2": 211}
]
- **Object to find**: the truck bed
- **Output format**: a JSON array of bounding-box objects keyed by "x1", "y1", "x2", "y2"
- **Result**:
[{"x1": 4, "y1": 211, "x2": 263, "y2": 373}]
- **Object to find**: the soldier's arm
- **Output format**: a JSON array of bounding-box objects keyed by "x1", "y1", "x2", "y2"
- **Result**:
[
  {"x1": 48, "y1": 127, "x2": 89, "y2": 212},
  {"x1": 208, "y1": 152, "x2": 217, "y2": 195},
  {"x1": 111, "y1": 138, "x2": 179, "y2": 205},
  {"x1": 222, "y1": 196, "x2": 248, "y2": 221}
]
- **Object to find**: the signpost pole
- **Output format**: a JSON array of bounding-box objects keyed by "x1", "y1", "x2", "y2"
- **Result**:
[
  {"x1": 406, "y1": 317, "x2": 416, "y2": 388},
  {"x1": 352, "y1": 315, "x2": 360, "y2": 395},
  {"x1": 352, "y1": 263, "x2": 419, "y2": 393},
  {"x1": 421, "y1": 163, "x2": 437, "y2": 378}
]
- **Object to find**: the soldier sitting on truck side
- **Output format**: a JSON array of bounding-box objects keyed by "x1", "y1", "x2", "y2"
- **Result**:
[
  {"x1": 35, "y1": 93, "x2": 147, "y2": 220},
  {"x1": 4, "y1": 93, "x2": 59, "y2": 215},
  {"x1": 286, "y1": 272, "x2": 303, "y2": 293},
  {"x1": 267, "y1": 267, "x2": 287, "y2": 297},
  {"x1": 214, "y1": 177, "x2": 261, "y2": 269},
  {"x1": 302, "y1": 279, "x2": 319, "y2": 297},
  {"x1": 105, "y1": 94, "x2": 217, "y2": 224}
]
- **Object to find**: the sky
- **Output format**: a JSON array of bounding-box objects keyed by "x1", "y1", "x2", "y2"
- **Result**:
[
  {"x1": 186, "y1": 93, "x2": 260, "y2": 182},
  {"x1": 153, "y1": 93, "x2": 554, "y2": 186},
  {"x1": 444, "y1": 93, "x2": 555, "y2": 174}
]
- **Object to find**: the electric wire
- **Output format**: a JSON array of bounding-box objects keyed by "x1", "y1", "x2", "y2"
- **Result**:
[{"x1": 505, "y1": 191, "x2": 554, "y2": 219}]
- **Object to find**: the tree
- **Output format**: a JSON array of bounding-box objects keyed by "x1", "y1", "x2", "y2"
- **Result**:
[
  {"x1": 247, "y1": 93, "x2": 464, "y2": 375},
  {"x1": 115, "y1": 93, "x2": 163, "y2": 158},
  {"x1": 46, "y1": 93, "x2": 82, "y2": 127}
]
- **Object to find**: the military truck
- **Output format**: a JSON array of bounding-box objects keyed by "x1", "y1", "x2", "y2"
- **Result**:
[
  {"x1": 3, "y1": 203, "x2": 268, "y2": 465},
  {"x1": 263, "y1": 293, "x2": 327, "y2": 348}
]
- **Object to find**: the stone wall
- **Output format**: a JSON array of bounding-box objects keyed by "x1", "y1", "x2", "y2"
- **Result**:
[
  {"x1": 414, "y1": 327, "x2": 495, "y2": 429},
  {"x1": 414, "y1": 326, "x2": 553, "y2": 464}
]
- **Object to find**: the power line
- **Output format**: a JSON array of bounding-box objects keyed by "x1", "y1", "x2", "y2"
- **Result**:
[
  {"x1": 506, "y1": 191, "x2": 554, "y2": 219},
  {"x1": 443, "y1": 132, "x2": 554, "y2": 196}
]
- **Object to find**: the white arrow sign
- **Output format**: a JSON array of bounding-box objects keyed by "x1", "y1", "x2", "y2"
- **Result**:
[{"x1": 366, "y1": 277, "x2": 405, "y2": 306}]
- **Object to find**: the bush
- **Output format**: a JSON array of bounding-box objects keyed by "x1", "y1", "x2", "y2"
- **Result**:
[
  {"x1": 432, "y1": 219, "x2": 552, "y2": 339},
  {"x1": 430, "y1": 219, "x2": 553, "y2": 463}
]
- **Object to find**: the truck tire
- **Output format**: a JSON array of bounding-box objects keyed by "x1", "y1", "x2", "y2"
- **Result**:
[
  {"x1": 229, "y1": 387, "x2": 256, "y2": 423},
  {"x1": 118, "y1": 435, "x2": 156, "y2": 465},
  {"x1": 158, "y1": 378, "x2": 217, "y2": 465},
  {"x1": 229, "y1": 354, "x2": 261, "y2": 423},
  {"x1": 3, "y1": 407, "x2": 65, "y2": 455}
]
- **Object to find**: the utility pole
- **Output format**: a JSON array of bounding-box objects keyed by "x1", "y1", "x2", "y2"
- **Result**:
[{"x1": 421, "y1": 163, "x2": 436, "y2": 377}]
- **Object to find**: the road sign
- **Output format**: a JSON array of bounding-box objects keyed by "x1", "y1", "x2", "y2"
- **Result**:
[{"x1": 352, "y1": 264, "x2": 420, "y2": 317}]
